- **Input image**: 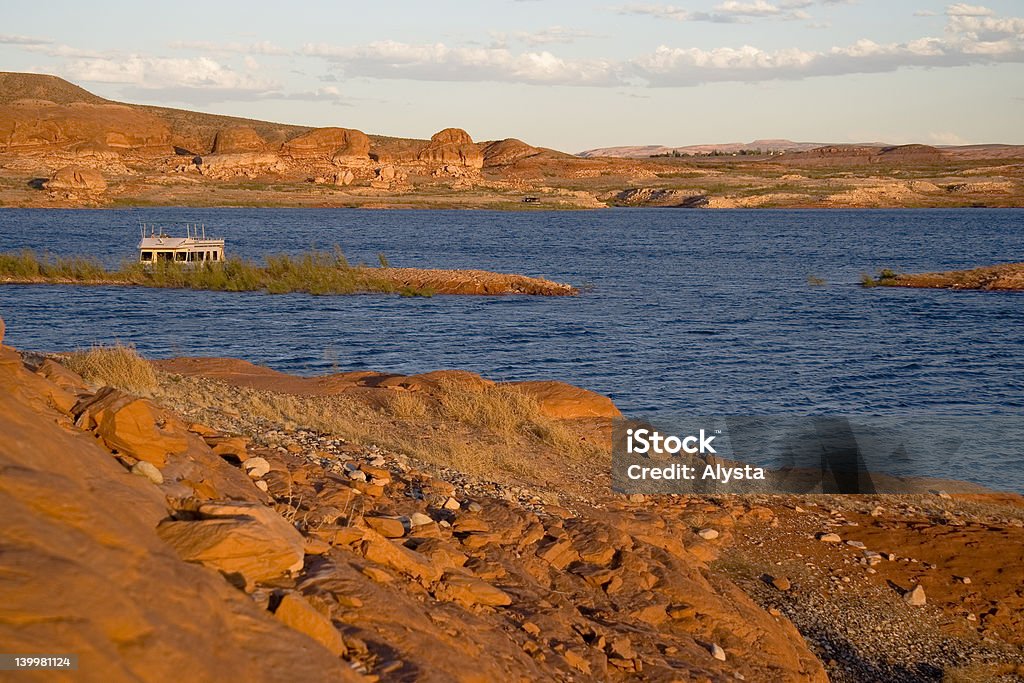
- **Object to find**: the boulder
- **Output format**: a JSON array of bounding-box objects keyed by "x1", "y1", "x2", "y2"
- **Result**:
[
  {"x1": 43, "y1": 166, "x2": 107, "y2": 193},
  {"x1": 281, "y1": 127, "x2": 370, "y2": 162},
  {"x1": 73, "y1": 387, "x2": 189, "y2": 466},
  {"x1": 360, "y1": 528, "x2": 442, "y2": 582},
  {"x1": 418, "y1": 128, "x2": 484, "y2": 169},
  {"x1": 364, "y1": 515, "x2": 406, "y2": 538},
  {"x1": 904, "y1": 584, "x2": 927, "y2": 606},
  {"x1": 197, "y1": 153, "x2": 288, "y2": 180},
  {"x1": 273, "y1": 593, "x2": 347, "y2": 656},
  {"x1": 156, "y1": 500, "x2": 305, "y2": 588},
  {"x1": 435, "y1": 572, "x2": 512, "y2": 607},
  {"x1": 211, "y1": 126, "x2": 267, "y2": 154},
  {"x1": 512, "y1": 380, "x2": 622, "y2": 420}
]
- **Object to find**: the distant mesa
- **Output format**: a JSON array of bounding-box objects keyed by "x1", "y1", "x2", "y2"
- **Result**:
[
  {"x1": 784, "y1": 143, "x2": 947, "y2": 165},
  {"x1": 281, "y1": 127, "x2": 371, "y2": 162},
  {"x1": 212, "y1": 126, "x2": 268, "y2": 154},
  {"x1": 43, "y1": 166, "x2": 107, "y2": 193},
  {"x1": 418, "y1": 128, "x2": 484, "y2": 169},
  {"x1": 578, "y1": 139, "x2": 826, "y2": 158},
  {"x1": 876, "y1": 144, "x2": 946, "y2": 162}
]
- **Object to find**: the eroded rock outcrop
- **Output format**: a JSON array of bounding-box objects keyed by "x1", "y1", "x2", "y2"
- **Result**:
[
  {"x1": 197, "y1": 152, "x2": 288, "y2": 179},
  {"x1": 281, "y1": 127, "x2": 370, "y2": 163},
  {"x1": 0, "y1": 338, "x2": 359, "y2": 682},
  {"x1": 0, "y1": 101, "x2": 172, "y2": 153},
  {"x1": 418, "y1": 127, "x2": 484, "y2": 169},
  {"x1": 211, "y1": 126, "x2": 268, "y2": 154}
]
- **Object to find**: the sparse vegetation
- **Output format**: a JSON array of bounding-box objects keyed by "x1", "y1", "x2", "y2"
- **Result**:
[
  {"x1": 63, "y1": 343, "x2": 157, "y2": 393},
  {"x1": 861, "y1": 262, "x2": 1024, "y2": 291},
  {"x1": 0, "y1": 249, "x2": 437, "y2": 297},
  {"x1": 153, "y1": 371, "x2": 598, "y2": 482}
]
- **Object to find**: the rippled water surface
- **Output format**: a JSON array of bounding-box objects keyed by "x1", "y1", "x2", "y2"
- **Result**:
[{"x1": 1, "y1": 208, "x2": 1021, "y2": 424}]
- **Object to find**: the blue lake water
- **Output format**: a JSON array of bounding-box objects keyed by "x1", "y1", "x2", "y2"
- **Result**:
[{"x1": 1, "y1": 207, "x2": 1022, "y2": 488}]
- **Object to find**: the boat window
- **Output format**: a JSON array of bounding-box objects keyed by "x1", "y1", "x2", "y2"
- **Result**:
[
  {"x1": 141, "y1": 251, "x2": 153, "y2": 261},
  {"x1": 157, "y1": 251, "x2": 172, "y2": 261},
  {"x1": 213, "y1": 251, "x2": 219, "y2": 261},
  {"x1": 175, "y1": 252, "x2": 187, "y2": 261}
]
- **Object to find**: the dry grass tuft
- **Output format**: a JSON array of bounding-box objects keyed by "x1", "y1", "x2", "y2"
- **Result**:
[
  {"x1": 386, "y1": 391, "x2": 430, "y2": 422},
  {"x1": 434, "y1": 379, "x2": 595, "y2": 460},
  {"x1": 63, "y1": 343, "x2": 157, "y2": 393},
  {"x1": 152, "y1": 369, "x2": 601, "y2": 485}
]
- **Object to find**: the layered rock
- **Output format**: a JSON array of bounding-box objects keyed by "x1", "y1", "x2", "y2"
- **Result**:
[
  {"x1": 0, "y1": 342, "x2": 358, "y2": 682},
  {"x1": 0, "y1": 101, "x2": 172, "y2": 153},
  {"x1": 197, "y1": 153, "x2": 288, "y2": 180},
  {"x1": 211, "y1": 126, "x2": 268, "y2": 154},
  {"x1": 418, "y1": 128, "x2": 484, "y2": 169},
  {"x1": 281, "y1": 127, "x2": 370, "y2": 163}
]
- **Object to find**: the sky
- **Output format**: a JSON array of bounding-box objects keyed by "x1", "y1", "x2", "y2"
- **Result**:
[{"x1": 2, "y1": 0, "x2": 1023, "y2": 151}]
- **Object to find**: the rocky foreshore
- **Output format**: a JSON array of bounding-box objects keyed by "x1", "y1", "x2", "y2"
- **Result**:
[
  {"x1": 2, "y1": 318, "x2": 1023, "y2": 681},
  {"x1": 865, "y1": 262, "x2": 1024, "y2": 291}
]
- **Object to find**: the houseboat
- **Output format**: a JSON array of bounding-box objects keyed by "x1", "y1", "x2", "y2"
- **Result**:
[{"x1": 138, "y1": 223, "x2": 225, "y2": 264}]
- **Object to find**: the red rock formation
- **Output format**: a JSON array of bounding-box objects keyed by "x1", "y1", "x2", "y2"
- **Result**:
[
  {"x1": 281, "y1": 127, "x2": 370, "y2": 162},
  {"x1": 0, "y1": 102, "x2": 172, "y2": 153},
  {"x1": 211, "y1": 126, "x2": 268, "y2": 154},
  {"x1": 418, "y1": 127, "x2": 484, "y2": 169}
]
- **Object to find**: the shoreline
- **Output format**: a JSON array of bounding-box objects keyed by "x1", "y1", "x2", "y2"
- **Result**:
[
  {"x1": 0, "y1": 252, "x2": 578, "y2": 297},
  {"x1": 3, "y1": 330, "x2": 1024, "y2": 681}
]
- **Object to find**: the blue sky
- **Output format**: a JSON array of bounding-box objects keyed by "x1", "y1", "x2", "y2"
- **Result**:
[{"x1": 2, "y1": 1, "x2": 1022, "y2": 150}]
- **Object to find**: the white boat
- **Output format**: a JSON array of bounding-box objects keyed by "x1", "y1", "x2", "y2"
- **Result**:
[{"x1": 138, "y1": 223, "x2": 225, "y2": 264}]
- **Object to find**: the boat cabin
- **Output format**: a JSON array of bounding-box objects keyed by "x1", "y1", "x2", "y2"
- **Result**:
[{"x1": 138, "y1": 223, "x2": 225, "y2": 264}]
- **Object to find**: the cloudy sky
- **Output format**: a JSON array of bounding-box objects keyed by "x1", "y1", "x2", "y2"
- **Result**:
[{"x1": 2, "y1": 1, "x2": 1022, "y2": 150}]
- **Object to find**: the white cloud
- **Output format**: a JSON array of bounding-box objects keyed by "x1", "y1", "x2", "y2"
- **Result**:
[
  {"x1": 63, "y1": 55, "x2": 278, "y2": 93},
  {"x1": 0, "y1": 34, "x2": 51, "y2": 46},
  {"x1": 303, "y1": 40, "x2": 621, "y2": 86},
  {"x1": 513, "y1": 26, "x2": 600, "y2": 45},
  {"x1": 167, "y1": 40, "x2": 289, "y2": 56},
  {"x1": 946, "y1": 4, "x2": 994, "y2": 17},
  {"x1": 298, "y1": 4, "x2": 1024, "y2": 90},
  {"x1": 617, "y1": 0, "x2": 818, "y2": 22}
]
